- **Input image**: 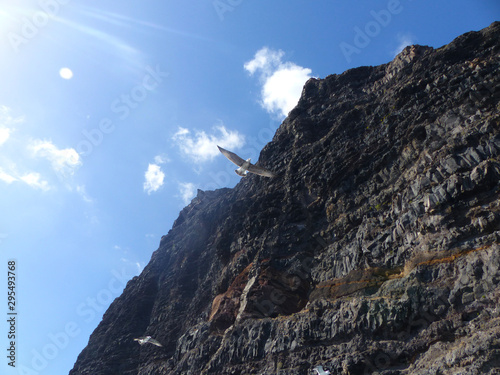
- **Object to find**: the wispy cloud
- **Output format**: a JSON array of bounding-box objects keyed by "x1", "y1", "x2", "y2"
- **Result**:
[
  {"x1": 76, "y1": 185, "x2": 93, "y2": 203},
  {"x1": 0, "y1": 105, "x2": 23, "y2": 146},
  {"x1": 29, "y1": 139, "x2": 82, "y2": 177},
  {"x1": 75, "y1": 5, "x2": 213, "y2": 43},
  {"x1": 0, "y1": 107, "x2": 54, "y2": 190},
  {"x1": 143, "y1": 163, "x2": 165, "y2": 194},
  {"x1": 0, "y1": 106, "x2": 87, "y2": 195},
  {"x1": 120, "y1": 257, "x2": 144, "y2": 275},
  {"x1": 116, "y1": 245, "x2": 145, "y2": 276},
  {"x1": 393, "y1": 33, "x2": 417, "y2": 56},
  {"x1": 0, "y1": 164, "x2": 49, "y2": 190},
  {"x1": 55, "y1": 16, "x2": 142, "y2": 61},
  {"x1": 20, "y1": 172, "x2": 49, "y2": 191},
  {"x1": 0, "y1": 105, "x2": 24, "y2": 126},
  {"x1": 172, "y1": 125, "x2": 245, "y2": 163},
  {"x1": 154, "y1": 154, "x2": 170, "y2": 164},
  {"x1": 0, "y1": 168, "x2": 16, "y2": 184},
  {"x1": 245, "y1": 47, "x2": 313, "y2": 118},
  {"x1": 178, "y1": 182, "x2": 196, "y2": 205},
  {"x1": 0, "y1": 127, "x2": 10, "y2": 146}
]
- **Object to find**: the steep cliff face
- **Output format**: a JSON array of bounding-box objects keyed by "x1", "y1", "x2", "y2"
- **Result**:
[{"x1": 70, "y1": 22, "x2": 500, "y2": 375}]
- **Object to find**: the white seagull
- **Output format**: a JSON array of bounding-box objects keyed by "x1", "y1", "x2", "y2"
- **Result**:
[
  {"x1": 133, "y1": 336, "x2": 163, "y2": 347},
  {"x1": 217, "y1": 146, "x2": 276, "y2": 178},
  {"x1": 313, "y1": 365, "x2": 331, "y2": 375}
]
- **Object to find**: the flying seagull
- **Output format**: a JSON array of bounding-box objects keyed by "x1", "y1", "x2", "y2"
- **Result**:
[
  {"x1": 217, "y1": 146, "x2": 276, "y2": 177},
  {"x1": 133, "y1": 336, "x2": 163, "y2": 347},
  {"x1": 313, "y1": 365, "x2": 331, "y2": 375}
]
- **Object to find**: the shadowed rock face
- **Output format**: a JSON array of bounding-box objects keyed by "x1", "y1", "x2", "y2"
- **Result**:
[{"x1": 70, "y1": 22, "x2": 500, "y2": 375}]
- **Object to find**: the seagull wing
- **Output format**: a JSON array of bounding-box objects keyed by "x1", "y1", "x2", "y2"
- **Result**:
[
  {"x1": 149, "y1": 338, "x2": 163, "y2": 347},
  {"x1": 246, "y1": 163, "x2": 277, "y2": 178},
  {"x1": 218, "y1": 146, "x2": 246, "y2": 167}
]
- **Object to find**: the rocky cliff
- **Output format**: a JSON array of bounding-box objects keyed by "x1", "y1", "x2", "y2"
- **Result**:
[{"x1": 70, "y1": 22, "x2": 500, "y2": 375}]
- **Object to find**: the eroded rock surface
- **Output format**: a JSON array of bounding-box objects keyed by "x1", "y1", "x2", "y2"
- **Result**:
[{"x1": 70, "y1": 22, "x2": 500, "y2": 375}]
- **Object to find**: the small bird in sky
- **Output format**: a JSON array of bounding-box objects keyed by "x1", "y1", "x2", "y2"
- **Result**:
[
  {"x1": 217, "y1": 145, "x2": 276, "y2": 177},
  {"x1": 313, "y1": 365, "x2": 331, "y2": 375},
  {"x1": 133, "y1": 336, "x2": 163, "y2": 347}
]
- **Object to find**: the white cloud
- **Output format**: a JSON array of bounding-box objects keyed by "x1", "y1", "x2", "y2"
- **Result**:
[
  {"x1": 20, "y1": 172, "x2": 49, "y2": 191},
  {"x1": 244, "y1": 48, "x2": 285, "y2": 76},
  {"x1": 178, "y1": 182, "x2": 196, "y2": 205},
  {"x1": 172, "y1": 125, "x2": 245, "y2": 162},
  {"x1": 0, "y1": 169, "x2": 17, "y2": 184},
  {"x1": 29, "y1": 140, "x2": 82, "y2": 176},
  {"x1": 154, "y1": 154, "x2": 170, "y2": 164},
  {"x1": 245, "y1": 47, "x2": 313, "y2": 118},
  {"x1": 0, "y1": 105, "x2": 23, "y2": 146},
  {"x1": 143, "y1": 163, "x2": 165, "y2": 194},
  {"x1": 261, "y1": 65, "x2": 312, "y2": 117},
  {"x1": 393, "y1": 33, "x2": 417, "y2": 56},
  {"x1": 0, "y1": 128, "x2": 10, "y2": 146},
  {"x1": 0, "y1": 105, "x2": 24, "y2": 127}
]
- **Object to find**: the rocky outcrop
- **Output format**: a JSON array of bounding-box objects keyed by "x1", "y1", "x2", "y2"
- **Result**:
[{"x1": 70, "y1": 22, "x2": 500, "y2": 375}]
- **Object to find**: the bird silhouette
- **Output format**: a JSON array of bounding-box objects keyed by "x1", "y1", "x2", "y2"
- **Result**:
[
  {"x1": 218, "y1": 146, "x2": 276, "y2": 177},
  {"x1": 133, "y1": 336, "x2": 163, "y2": 347}
]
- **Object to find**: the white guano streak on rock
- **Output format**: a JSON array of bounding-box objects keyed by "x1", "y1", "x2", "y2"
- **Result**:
[{"x1": 236, "y1": 275, "x2": 257, "y2": 323}]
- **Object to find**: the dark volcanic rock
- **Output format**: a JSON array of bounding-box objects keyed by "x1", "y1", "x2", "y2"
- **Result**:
[{"x1": 70, "y1": 22, "x2": 500, "y2": 375}]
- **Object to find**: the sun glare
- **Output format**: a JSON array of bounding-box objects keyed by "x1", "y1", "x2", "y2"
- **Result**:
[{"x1": 59, "y1": 67, "x2": 73, "y2": 80}]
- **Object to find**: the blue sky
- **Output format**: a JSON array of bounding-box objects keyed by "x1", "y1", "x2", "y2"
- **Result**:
[{"x1": 0, "y1": 1, "x2": 498, "y2": 374}]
